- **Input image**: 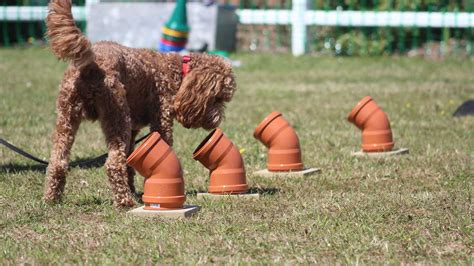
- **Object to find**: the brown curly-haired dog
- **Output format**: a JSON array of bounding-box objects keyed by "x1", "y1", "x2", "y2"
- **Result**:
[{"x1": 44, "y1": 0, "x2": 236, "y2": 207}]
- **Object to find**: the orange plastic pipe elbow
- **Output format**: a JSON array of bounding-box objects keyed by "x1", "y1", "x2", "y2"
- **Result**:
[
  {"x1": 347, "y1": 96, "x2": 394, "y2": 152},
  {"x1": 193, "y1": 128, "x2": 248, "y2": 194},
  {"x1": 127, "y1": 132, "x2": 185, "y2": 210},
  {"x1": 254, "y1": 112, "x2": 304, "y2": 172}
]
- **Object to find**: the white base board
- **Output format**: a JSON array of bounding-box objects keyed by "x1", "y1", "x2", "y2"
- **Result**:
[
  {"x1": 253, "y1": 167, "x2": 321, "y2": 177},
  {"x1": 197, "y1": 193, "x2": 259, "y2": 200},
  {"x1": 351, "y1": 148, "x2": 409, "y2": 158},
  {"x1": 128, "y1": 205, "x2": 200, "y2": 218}
]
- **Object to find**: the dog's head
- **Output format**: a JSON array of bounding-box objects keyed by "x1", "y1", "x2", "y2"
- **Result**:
[{"x1": 174, "y1": 54, "x2": 236, "y2": 130}]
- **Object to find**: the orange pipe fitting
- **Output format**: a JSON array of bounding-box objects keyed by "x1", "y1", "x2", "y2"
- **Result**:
[
  {"x1": 347, "y1": 96, "x2": 394, "y2": 152},
  {"x1": 127, "y1": 132, "x2": 185, "y2": 210},
  {"x1": 253, "y1": 112, "x2": 304, "y2": 172},
  {"x1": 193, "y1": 128, "x2": 248, "y2": 194}
]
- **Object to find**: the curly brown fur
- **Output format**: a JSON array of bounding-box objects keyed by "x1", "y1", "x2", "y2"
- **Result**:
[
  {"x1": 44, "y1": 0, "x2": 236, "y2": 208},
  {"x1": 46, "y1": 0, "x2": 94, "y2": 68}
]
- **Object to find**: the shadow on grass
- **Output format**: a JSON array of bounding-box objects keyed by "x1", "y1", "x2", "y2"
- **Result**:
[
  {"x1": 71, "y1": 193, "x2": 142, "y2": 208},
  {"x1": 0, "y1": 163, "x2": 47, "y2": 173},
  {"x1": 184, "y1": 189, "x2": 199, "y2": 197},
  {"x1": 185, "y1": 187, "x2": 280, "y2": 196},
  {"x1": 134, "y1": 192, "x2": 144, "y2": 204},
  {"x1": 248, "y1": 187, "x2": 280, "y2": 195},
  {"x1": 0, "y1": 156, "x2": 107, "y2": 173},
  {"x1": 72, "y1": 196, "x2": 114, "y2": 207}
]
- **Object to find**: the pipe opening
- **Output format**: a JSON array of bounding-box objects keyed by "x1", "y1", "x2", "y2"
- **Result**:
[
  {"x1": 193, "y1": 128, "x2": 217, "y2": 156},
  {"x1": 254, "y1": 111, "x2": 282, "y2": 138},
  {"x1": 127, "y1": 133, "x2": 159, "y2": 166}
]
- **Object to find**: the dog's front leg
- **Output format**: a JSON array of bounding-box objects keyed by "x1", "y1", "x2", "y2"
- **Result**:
[
  {"x1": 150, "y1": 117, "x2": 173, "y2": 146},
  {"x1": 126, "y1": 129, "x2": 139, "y2": 196},
  {"x1": 150, "y1": 98, "x2": 174, "y2": 146}
]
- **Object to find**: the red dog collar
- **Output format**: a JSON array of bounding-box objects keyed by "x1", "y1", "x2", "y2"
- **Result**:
[{"x1": 182, "y1": 55, "x2": 191, "y2": 77}]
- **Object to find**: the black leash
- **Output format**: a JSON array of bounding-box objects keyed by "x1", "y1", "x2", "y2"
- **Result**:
[
  {"x1": 0, "y1": 133, "x2": 150, "y2": 168},
  {"x1": 0, "y1": 138, "x2": 49, "y2": 165}
]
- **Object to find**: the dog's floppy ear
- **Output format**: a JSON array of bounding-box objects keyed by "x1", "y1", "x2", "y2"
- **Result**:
[{"x1": 174, "y1": 68, "x2": 221, "y2": 128}]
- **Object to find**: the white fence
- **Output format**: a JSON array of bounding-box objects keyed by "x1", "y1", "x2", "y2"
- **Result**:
[
  {"x1": 1, "y1": 0, "x2": 474, "y2": 55},
  {"x1": 0, "y1": 6, "x2": 85, "y2": 21},
  {"x1": 237, "y1": 10, "x2": 474, "y2": 28}
]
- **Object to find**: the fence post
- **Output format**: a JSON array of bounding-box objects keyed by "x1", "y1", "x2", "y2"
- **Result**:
[{"x1": 291, "y1": 0, "x2": 307, "y2": 56}]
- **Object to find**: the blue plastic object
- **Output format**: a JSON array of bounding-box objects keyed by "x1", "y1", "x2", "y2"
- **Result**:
[{"x1": 158, "y1": 42, "x2": 186, "y2": 52}]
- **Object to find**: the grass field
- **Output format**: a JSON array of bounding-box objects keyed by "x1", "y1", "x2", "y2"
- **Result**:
[{"x1": 0, "y1": 48, "x2": 473, "y2": 264}]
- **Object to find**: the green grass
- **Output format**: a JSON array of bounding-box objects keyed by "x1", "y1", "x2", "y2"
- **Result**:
[{"x1": 0, "y1": 48, "x2": 473, "y2": 264}]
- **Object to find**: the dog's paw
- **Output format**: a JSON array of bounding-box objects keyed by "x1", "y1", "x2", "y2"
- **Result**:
[
  {"x1": 43, "y1": 194, "x2": 63, "y2": 205},
  {"x1": 116, "y1": 196, "x2": 136, "y2": 209}
]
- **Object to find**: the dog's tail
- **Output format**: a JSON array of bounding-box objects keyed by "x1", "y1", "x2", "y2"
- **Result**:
[{"x1": 46, "y1": 0, "x2": 94, "y2": 69}]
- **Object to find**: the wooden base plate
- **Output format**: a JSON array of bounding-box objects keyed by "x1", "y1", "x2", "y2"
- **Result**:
[
  {"x1": 253, "y1": 167, "x2": 321, "y2": 177},
  {"x1": 128, "y1": 205, "x2": 200, "y2": 218},
  {"x1": 197, "y1": 193, "x2": 260, "y2": 200},
  {"x1": 351, "y1": 148, "x2": 409, "y2": 158}
]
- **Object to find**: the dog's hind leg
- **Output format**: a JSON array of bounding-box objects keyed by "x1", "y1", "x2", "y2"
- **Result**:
[
  {"x1": 99, "y1": 78, "x2": 135, "y2": 208},
  {"x1": 44, "y1": 81, "x2": 82, "y2": 204}
]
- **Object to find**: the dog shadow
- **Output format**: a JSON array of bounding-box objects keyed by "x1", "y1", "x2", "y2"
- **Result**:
[
  {"x1": 0, "y1": 155, "x2": 108, "y2": 173},
  {"x1": 0, "y1": 163, "x2": 47, "y2": 173}
]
